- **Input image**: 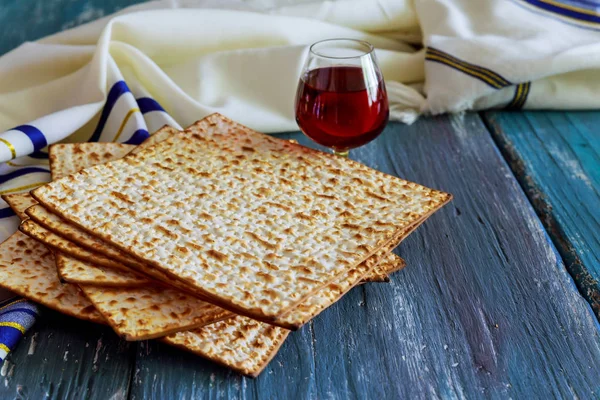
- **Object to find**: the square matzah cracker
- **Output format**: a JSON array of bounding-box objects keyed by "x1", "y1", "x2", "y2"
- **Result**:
[
  {"x1": 48, "y1": 125, "x2": 179, "y2": 180},
  {"x1": 80, "y1": 284, "x2": 232, "y2": 341},
  {"x1": 41, "y1": 133, "x2": 401, "y2": 290},
  {"x1": 49, "y1": 143, "x2": 136, "y2": 180},
  {"x1": 27, "y1": 200, "x2": 400, "y2": 285},
  {"x1": 32, "y1": 113, "x2": 451, "y2": 321},
  {"x1": 163, "y1": 315, "x2": 289, "y2": 377},
  {"x1": 0, "y1": 231, "x2": 105, "y2": 324},
  {"x1": 55, "y1": 252, "x2": 151, "y2": 287}
]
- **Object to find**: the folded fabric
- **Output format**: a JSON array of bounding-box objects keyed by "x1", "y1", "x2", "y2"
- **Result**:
[
  {"x1": 0, "y1": 297, "x2": 40, "y2": 362},
  {"x1": 419, "y1": 0, "x2": 600, "y2": 114}
]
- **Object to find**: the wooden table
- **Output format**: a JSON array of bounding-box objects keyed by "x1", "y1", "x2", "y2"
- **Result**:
[{"x1": 1, "y1": 1, "x2": 599, "y2": 399}]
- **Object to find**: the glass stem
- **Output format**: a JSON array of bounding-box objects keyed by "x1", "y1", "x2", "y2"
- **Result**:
[{"x1": 334, "y1": 150, "x2": 349, "y2": 158}]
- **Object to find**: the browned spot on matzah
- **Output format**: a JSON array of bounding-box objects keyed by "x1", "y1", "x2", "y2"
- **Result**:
[{"x1": 206, "y1": 249, "x2": 227, "y2": 262}]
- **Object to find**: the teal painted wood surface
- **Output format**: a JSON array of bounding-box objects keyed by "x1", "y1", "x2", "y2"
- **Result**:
[
  {"x1": 484, "y1": 111, "x2": 600, "y2": 317},
  {"x1": 130, "y1": 115, "x2": 600, "y2": 399},
  {"x1": 0, "y1": 309, "x2": 134, "y2": 399},
  {"x1": 0, "y1": 0, "x2": 146, "y2": 56}
]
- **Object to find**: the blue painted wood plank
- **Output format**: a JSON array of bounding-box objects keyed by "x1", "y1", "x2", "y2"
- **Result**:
[
  {"x1": 132, "y1": 115, "x2": 600, "y2": 399},
  {"x1": 0, "y1": 309, "x2": 135, "y2": 399},
  {"x1": 130, "y1": 329, "x2": 317, "y2": 400},
  {"x1": 0, "y1": 0, "x2": 146, "y2": 57},
  {"x1": 483, "y1": 111, "x2": 600, "y2": 318},
  {"x1": 305, "y1": 115, "x2": 600, "y2": 398}
]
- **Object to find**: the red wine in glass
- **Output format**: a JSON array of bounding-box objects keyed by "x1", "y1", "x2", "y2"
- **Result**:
[{"x1": 295, "y1": 39, "x2": 389, "y2": 156}]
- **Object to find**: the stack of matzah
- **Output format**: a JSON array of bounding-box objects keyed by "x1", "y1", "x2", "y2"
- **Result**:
[{"x1": 0, "y1": 114, "x2": 451, "y2": 376}]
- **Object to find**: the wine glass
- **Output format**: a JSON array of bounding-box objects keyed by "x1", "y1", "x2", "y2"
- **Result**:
[{"x1": 295, "y1": 38, "x2": 389, "y2": 157}]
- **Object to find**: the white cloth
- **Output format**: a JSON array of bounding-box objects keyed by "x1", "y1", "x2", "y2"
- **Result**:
[
  {"x1": 1, "y1": 0, "x2": 600, "y2": 241},
  {"x1": 419, "y1": 0, "x2": 600, "y2": 114}
]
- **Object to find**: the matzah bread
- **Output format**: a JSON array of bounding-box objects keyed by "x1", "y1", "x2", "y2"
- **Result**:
[
  {"x1": 0, "y1": 231, "x2": 104, "y2": 324},
  {"x1": 48, "y1": 125, "x2": 179, "y2": 180},
  {"x1": 26, "y1": 204, "x2": 145, "y2": 269},
  {"x1": 27, "y1": 203, "x2": 400, "y2": 284},
  {"x1": 19, "y1": 218, "x2": 205, "y2": 293},
  {"x1": 40, "y1": 134, "x2": 401, "y2": 290},
  {"x1": 368, "y1": 253, "x2": 406, "y2": 283},
  {"x1": 2, "y1": 193, "x2": 38, "y2": 220},
  {"x1": 56, "y1": 252, "x2": 151, "y2": 287},
  {"x1": 19, "y1": 219, "x2": 135, "y2": 272},
  {"x1": 80, "y1": 284, "x2": 232, "y2": 341},
  {"x1": 39, "y1": 132, "x2": 398, "y2": 287},
  {"x1": 49, "y1": 143, "x2": 136, "y2": 180},
  {"x1": 129, "y1": 125, "x2": 179, "y2": 155},
  {"x1": 33, "y1": 113, "x2": 451, "y2": 321},
  {"x1": 163, "y1": 315, "x2": 289, "y2": 377},
  {"x1": 274, "y1": 232, "x2": 405, "y2": 329}
]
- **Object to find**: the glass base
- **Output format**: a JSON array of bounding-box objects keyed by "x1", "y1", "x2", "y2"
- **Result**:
[{"x1": 333, "y1": 150, "x2": 349, "y2": 158}]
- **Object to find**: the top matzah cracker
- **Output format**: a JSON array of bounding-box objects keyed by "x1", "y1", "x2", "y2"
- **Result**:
[
  {"x1": 32, "y1": 113, "x2": 451, "y2": 321},
  {"x1": 39, "y1": 131, "x2": 398, "y2": 285},
  {"x1": 0, "y1": 231, "x2": 105, "y2": 324}
]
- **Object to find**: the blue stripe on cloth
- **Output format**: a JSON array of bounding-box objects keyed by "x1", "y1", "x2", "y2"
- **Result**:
[
  {"x1": 0, "y1": 167, "x2": 49, "y2": 185},
  {"x1": 0, "y1": 308, "x2": 38, "y2": 319},
  {"x1": 0, "y1": 299, "x2": 38, "y2": 362},
  {"x1": 518, "y1": 0, "x2": 600, "y2": 24},
  {"x1": 13, "y1": 125, "x2": 47, "y2": 152},
  {"x1": 0, "y1": 207, "x2": 15, "y2": 219},
  {"x1": 124, "y1": 129, "x2": 150, "y2": 145},
  {"x1": 0, "y1": 328, "x2": 23, "y2": 356},
  {"x1": 90, "y1": 81, "x2": 132, "y2": 143},
  {"x1": 137, "y1": 97, "x2": 166, "y2": 114}
]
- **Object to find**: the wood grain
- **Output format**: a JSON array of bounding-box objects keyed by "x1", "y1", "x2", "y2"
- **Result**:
[
  {"x1": 0, "y1": 308, "x2": 134, "y2": 399},
  {"x1": 484, "y1": 111, "x2": 600, "y2": 318},
  {"x1": 131, "y1": 116, "x2": 600, "y2": 399}
]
